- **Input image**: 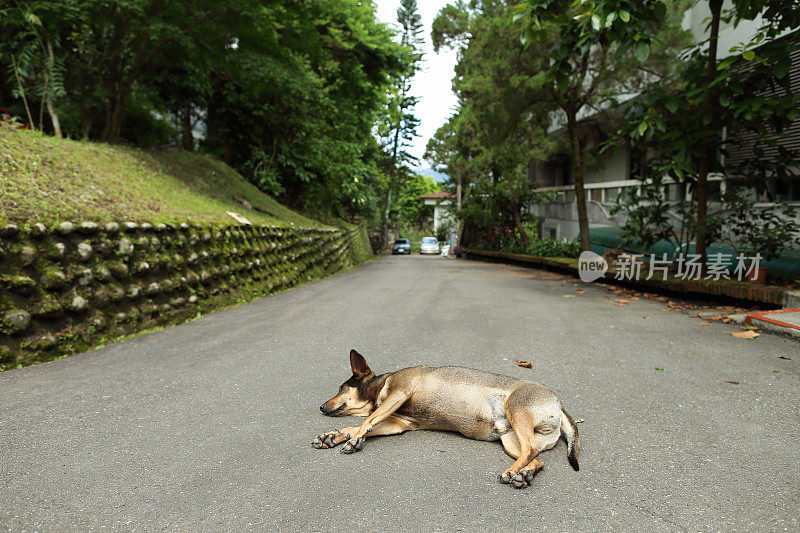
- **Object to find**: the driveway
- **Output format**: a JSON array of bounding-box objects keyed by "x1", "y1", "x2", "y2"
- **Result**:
[{"x1": 1, "y1": 255, "x2": 798, "y2": 531}]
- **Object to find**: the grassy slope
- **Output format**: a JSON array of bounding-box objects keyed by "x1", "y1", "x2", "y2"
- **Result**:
[{"x1": 0, "y1": 127, "x2": 316, "y2": 227}]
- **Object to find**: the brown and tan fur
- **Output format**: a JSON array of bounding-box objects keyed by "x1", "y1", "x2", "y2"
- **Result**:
[{"x1": 313, "y1": 349, "x2": 580, "y2": 488}]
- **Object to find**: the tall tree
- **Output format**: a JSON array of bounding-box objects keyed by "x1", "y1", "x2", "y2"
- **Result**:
[
  {"x1": 378, "y1": 0, "x2": 424, "y2": 242},
  {"x1": 430, "y1": 1, "x2": 557, "y2": 245},
  {"x1": 515, "y1": 0, "x2": 675, "y2": 251},
  {"x1": 613, "y1": 1, "x2": 800, "y2": 267}
]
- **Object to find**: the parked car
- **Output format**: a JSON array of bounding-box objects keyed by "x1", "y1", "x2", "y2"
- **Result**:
[
  {"x1": 419, "y1": 236, "x2": 440, "y2": 255},
  {"x1": 392, "y1": 238, "x2": 411, "y2": 255}
]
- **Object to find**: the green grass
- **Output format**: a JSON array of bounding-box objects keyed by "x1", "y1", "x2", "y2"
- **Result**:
[{"x1": 0, "y1": 127, "x2": 317, "y2": 227}]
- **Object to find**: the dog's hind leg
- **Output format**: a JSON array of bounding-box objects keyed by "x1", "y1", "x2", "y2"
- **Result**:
[
  {"x1": 500, "y1": 432, "x2": 521, "y2": 458},
  {"x1": 497, "y1": 411, "x2": 540, "y2": 488}
]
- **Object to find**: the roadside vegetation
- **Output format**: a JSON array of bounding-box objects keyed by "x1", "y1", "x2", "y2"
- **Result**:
[
  {"x1": 0, "y1": 127, "x2": 316, "y2": 226},
  {"x1": 0, "y1": 0, "x2": 428, "y2": 233},
  {"x1": 427, "y1": 0, "x2": 799, "y2": 264}
]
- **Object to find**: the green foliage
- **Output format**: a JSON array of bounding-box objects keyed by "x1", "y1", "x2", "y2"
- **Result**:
[
  {"x1": 0, "y1": 0, "x2": 411, "y2": 223},
  {"x1": 119, "y1": 102, "x2": 176, "y2": 148},
  {"x1": 471, "y1": 235, "x2": 580, "y2": 258},
  {"x1": 376, "y1": 0, "x2": 425, "y2": 236},
  {"x1": 611, "y1": 1, "x2": 800, "y2": 262},
  {"x1": 394, "y1": 173, "x2": 439, "y2": 229},
  {"x1": 718, "y1": 187, "x2": 800, "y2": 261},
  {"x1": 428, "y1": 2, "x2": 557, "y2": 246}
]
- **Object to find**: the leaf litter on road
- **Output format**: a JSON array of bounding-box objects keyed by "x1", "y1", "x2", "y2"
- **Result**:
[
  {"x1": 515, "y1": 360, "x2": 532, "y2": 368},
  {"x1": 730, "y1": 331, "x2": 760, "y2": 339}
]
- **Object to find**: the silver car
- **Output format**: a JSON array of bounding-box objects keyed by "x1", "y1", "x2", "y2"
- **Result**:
[{"x1": 419, "y1": 236, "x2": 440, "y2": 255}]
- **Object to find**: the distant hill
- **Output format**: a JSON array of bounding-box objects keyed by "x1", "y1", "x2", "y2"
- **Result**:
[{"x1": 416, "y1": 167, "x2": 450, "y2": 183}]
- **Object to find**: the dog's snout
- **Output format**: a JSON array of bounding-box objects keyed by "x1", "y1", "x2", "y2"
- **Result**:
[{"x1": 320, "y1": 403, "x2": 326, "y2": 412}]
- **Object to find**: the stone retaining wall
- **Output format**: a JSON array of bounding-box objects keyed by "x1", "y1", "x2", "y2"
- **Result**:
[{"x1": 0, "y1": 221, "x2": 372, "y2": 370}]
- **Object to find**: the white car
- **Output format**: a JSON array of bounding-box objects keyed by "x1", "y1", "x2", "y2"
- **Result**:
[{"x1": 419, "y1": 237, "x2": 440, "y2": 255}]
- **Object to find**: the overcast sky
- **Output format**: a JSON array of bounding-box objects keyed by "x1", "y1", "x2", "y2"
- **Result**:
[{"x1": 374, "y1": 0, "x2": 459, "y2": 169}]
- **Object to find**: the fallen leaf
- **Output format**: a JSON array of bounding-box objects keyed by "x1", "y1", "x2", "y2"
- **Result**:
[
  {"x1": 515, "y1": 360, "x2": 532, "y2": 368},
  {"x1": 563, "y1": 295, "x2": 576, "y2": 298},
  {"x1": 655, "y1": 367, "x2": 664, "y2": 371},
  {"x1": 575, "y1": 418, "x2": 585, "y2": 423},
  {"x1": 613, "y1": 298, "x2": 630, "y2": 304},
  {"x1": 772, "y1": 370, "x2": 780, "y2": 373},
  {"x1": 707, "y1": 315, "x2": 725, "y2": 321},
  {"x1": 731, "y1": 331, "x2": 760, "y2": 339},
  {"x1": 722, "y1": 318, "x2": 732, "y2": 323},
  {"x1": 643, "y1": 316, "x2": 651, "y2": 319},
  {"x1": 615, "y1": 303, "x2": 626, "y2": 307},
  {"x1": 700, "y1": 322, "x2": 712, "y2": 326},
  {"x1": 691, "y1": 314, "x2": 702, "y2": 318},
  {"x1": 724, "y1": 380, "x2": 740, "y2": 385},
  {"x1": 778, "y1": 356, "x2": 791, "y2": 360}
]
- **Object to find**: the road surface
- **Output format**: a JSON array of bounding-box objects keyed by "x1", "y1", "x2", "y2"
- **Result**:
[{"x1": 2, "y1": 255, "x2": 798, "y2": 531}]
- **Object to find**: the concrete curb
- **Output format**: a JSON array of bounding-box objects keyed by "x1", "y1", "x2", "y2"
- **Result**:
[{"x1": 463, "y1": 248, "x2": 791, "y2": 307}]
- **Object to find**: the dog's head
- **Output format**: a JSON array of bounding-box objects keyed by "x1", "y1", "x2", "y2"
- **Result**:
[{"x1": 319, "y1": 349, "x2": 376, "y2": 417}]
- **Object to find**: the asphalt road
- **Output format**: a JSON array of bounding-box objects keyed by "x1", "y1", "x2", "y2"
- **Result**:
[{"x1": 2, "y1": 255, "x2": 798, "y2": 532}]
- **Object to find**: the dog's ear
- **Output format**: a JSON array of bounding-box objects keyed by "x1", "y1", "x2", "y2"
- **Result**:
[{"x1": 349, "y1": 349, "x2": 372, "y2": 378}]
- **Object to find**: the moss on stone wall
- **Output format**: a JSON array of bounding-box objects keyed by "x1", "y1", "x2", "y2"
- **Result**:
[{"x1": 0, "y1": 221, "x2": 372, "y2": 370}]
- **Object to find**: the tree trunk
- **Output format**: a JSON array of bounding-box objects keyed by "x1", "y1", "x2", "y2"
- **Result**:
[
  {"x1": 567, "y1": 110, "x2": 591, "y2": 252},
  {"x1": 695, "y1": 0, "x2": 723, "y2": 273},
  {"x1": 383, "y1": 184, "x2": 393, "y2": 247},
  {"x1": 456, "y1": 176, "x2": 463, "y2": 244},
  {"x1": 45, "y1": 39, "x2": 62, "y2": 138},
  {"x1": 514, "y1": 208, "x2": 528, "y2": 247},
  {"x1": 181, "y1": 105, "x2": 194, "y2": 150},
  {"x1": 81, "y1": 116, "x2": 91, "y2": 139},
  {"x1": 10, "y1": 54, "x2": 34, "y2": 129},
  {"x1": 46, "y1": 98, "x2": 62, "y2": 138},
  {"x1": 101, "y1": 88, "x2": 130, "y2": 142}
]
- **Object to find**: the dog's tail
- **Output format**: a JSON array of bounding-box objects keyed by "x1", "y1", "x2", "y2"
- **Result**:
[{"x1": 560, "y1": 408, "x2": 580, "y2": 471}]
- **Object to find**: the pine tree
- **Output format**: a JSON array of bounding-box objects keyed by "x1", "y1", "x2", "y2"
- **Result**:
[{"x1": 379, "y1": 0, "x2": 424, "y2": 243}]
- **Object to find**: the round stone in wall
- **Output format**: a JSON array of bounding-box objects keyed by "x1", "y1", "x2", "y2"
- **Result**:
[
  {"x1": 31, "y1": 223, "x2": 47, "y2": 237},
  {"x1": 4, "y1": 310, "x2": 31, "y2": 333},
  {"x1": 69, "y1": 295, "x2": 88, "y2": 313},
  {"x1": 78, "y1": 221, "x2": 99, "y2": 234},
  {"x1": 40, "y1": 269, "x2": 67, "y2": 290},
  {"x1": 57, "y1": 221, "x2": 75, "y2": 235},
  {"x1": 77, "y1": 242, "x2": 93, "y2": 261},
  {"x1": 119, "y1": 237, "x2": 134, "y2": 255},
  {"x1": 19, "y1": 245, "x2": 36, "y2": 266}
]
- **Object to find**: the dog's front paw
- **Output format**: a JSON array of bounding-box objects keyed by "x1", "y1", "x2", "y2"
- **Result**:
[
  {"x1": 340, "y1": 436, "x2": 364, "y2": 454},
  {"x1": 311, "y1": 432, "x2": 338, "y2": 449}
]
